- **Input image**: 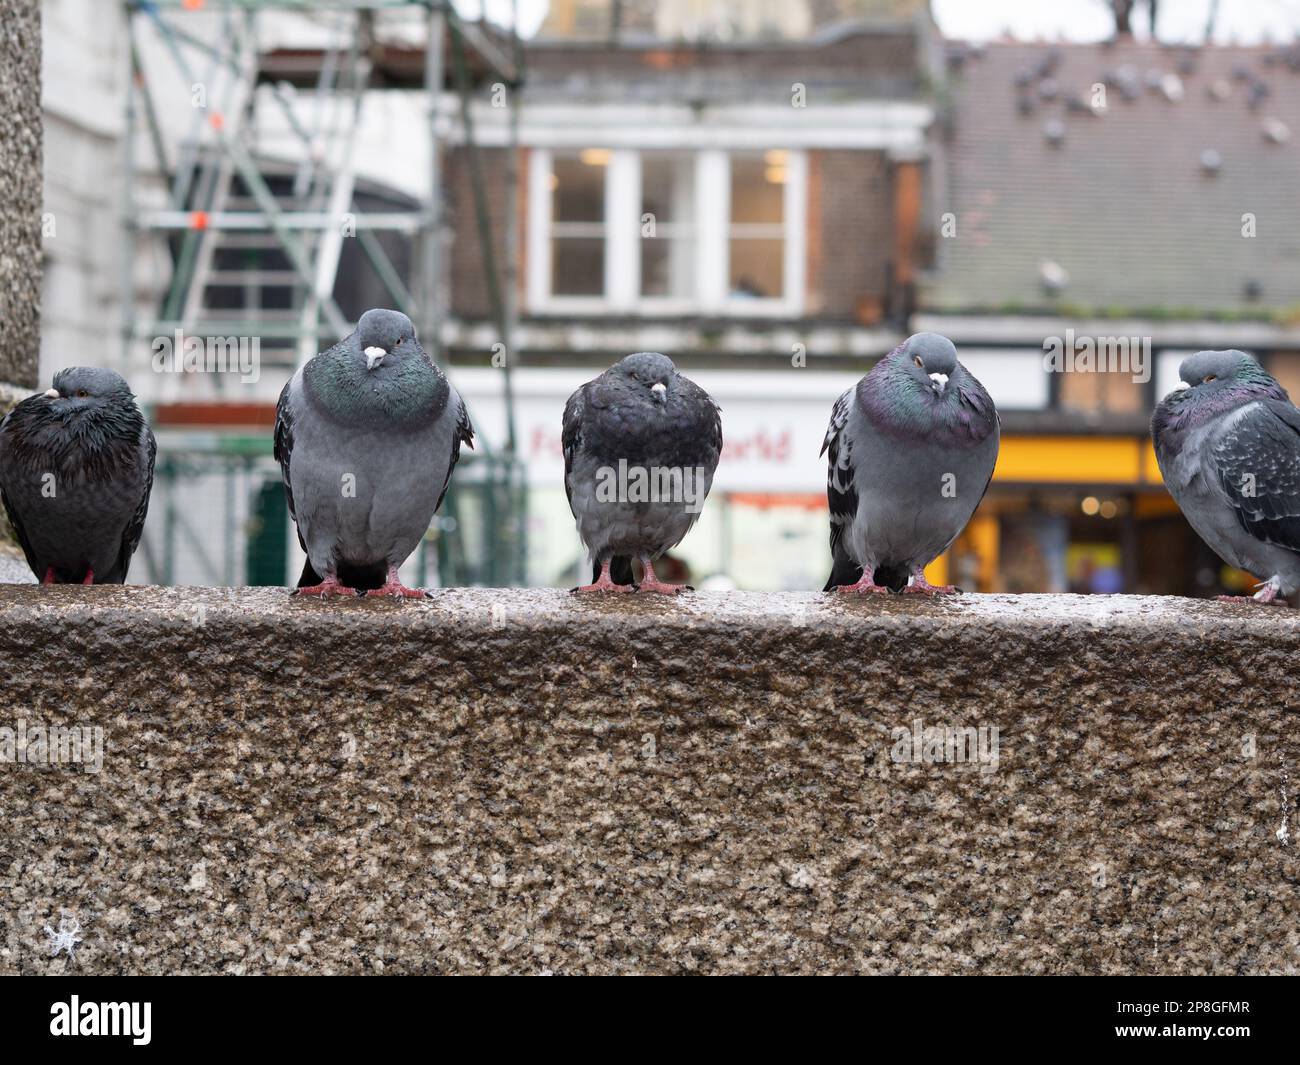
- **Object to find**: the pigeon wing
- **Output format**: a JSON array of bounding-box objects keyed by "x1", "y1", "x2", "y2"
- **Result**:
[
  {"x1": 435, "y1": 394, "x2": 475, "y2": 514},
  {"x1": 272, "y1": 375, "x2": 307, "y2": 552},
  {"x1": 0, "y1": 406, "x2": 42, "y2": 578},
  {"x1": 820, "y1": 388, "x2": 858, "y2": 556},
  {"x1": 561, "y1": 384, "x2": 586, "y2": 515},
  {"x1": 116, "y1": 425, "x2": 156, "y2": 580},
  {"x1": 1211, "y1": 399, "x2": 1300, "y2": 555}
]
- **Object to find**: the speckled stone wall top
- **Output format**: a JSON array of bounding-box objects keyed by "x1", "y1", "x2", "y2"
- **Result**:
[
  {"x1": 0, "y1": 588, "x2": 1297, "y2": 974},
  {"x1": 0, "y1": 0, "x2": 42, "y2": 389}
]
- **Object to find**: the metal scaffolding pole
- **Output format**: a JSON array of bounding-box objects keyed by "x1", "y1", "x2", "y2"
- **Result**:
[{"x1": 123, "y1": 0, "x2": 527, "y2": 586}]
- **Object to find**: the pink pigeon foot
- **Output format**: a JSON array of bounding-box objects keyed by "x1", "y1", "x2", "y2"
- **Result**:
[
  {"x1": 636, "y1": 560, "x2": 691, "y2": 595},
  {"x1": 367, "y1": 566, "x2": 430, "y2": 599},
  {"x1": 574, "y1": 559, "x2": 635, "y2": 594},
  {"x1": 293, "y1": 575, "x2": 360, "y2": 599}
]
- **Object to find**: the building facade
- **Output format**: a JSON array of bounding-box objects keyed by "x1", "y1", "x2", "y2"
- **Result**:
[{"x1": 444, "y1": 11, "x2": 943, "y2": 587}]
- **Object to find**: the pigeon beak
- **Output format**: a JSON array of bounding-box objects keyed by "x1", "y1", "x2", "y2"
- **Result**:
[
  {"x1": 650, "y1": 382, "x2": 667, "y2": 404},
  {"x1": 364, "y1": 346, "x2": 387, "y2": 371},
  {"x1": 928, "y1": 373, "x2": 949, "y2": 395},
  {"x1": 43, "y1": 388, "x2": 59, "y2": 399},
  {"x1": 1173, "y1": 381, "x2": 1191, "y2": 392}
]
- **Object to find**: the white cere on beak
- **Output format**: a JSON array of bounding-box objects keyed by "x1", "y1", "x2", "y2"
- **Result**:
[
  {"x1": 364, "y1": 345, "x2": 387, "y2": 371},
  {"x1": 651, "y1": 382, "x2": 667, "y2": 396},
  {"x1": 44, "y1": 388, "x2": 59, "y2": 399},
  {"x1": 928, "y1": 372, "x2": 949, "y2": 394},
  {"x1": 1173, "y1": 381, "x2": 1191, "y2": 392}
]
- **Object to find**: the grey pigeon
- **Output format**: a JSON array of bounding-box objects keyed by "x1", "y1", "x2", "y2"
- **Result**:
[
  {"x1": 274, "y1": 308, "x2": 473, "y2": 598},
  {"x1": 562, "y1": 352, "x2": 722, "y2": 593},
  {"x1": 822, "y1": 333, "x2": 999, "y2": 594},
  {"x1": 0, "y1": 367, "x2": 156, "y2": 584},
  {"x1": 1151, "y1": 349, "x2": 1300, "y2": 605}
]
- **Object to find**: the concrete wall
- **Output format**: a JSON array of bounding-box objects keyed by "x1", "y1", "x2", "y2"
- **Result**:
[
  {"x1": 0, "y1": 0, "x2": 42, "y2": 391},
  {"x1": 1, "y1": 588, "x2": 1297, "y2": 975},
  {"x1": 0, "y1": 0, "x2": 41, "y2": 555}
]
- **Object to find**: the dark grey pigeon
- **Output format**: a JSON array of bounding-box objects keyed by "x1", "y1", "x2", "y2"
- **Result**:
[
  {"x1": 274, "y1": 308, "x2": 473, "y2": 598},
  {"x1": 0, "y1": 367, "x2": 156, "y2": 584},
  {"x1": 822, "y1": 333, "x2": 999, "y2": 594},
  {"x1": 1151, "y1": 349, "x2": 1300, "y2": 605},
  {"x1": 562, "y1": 352, "x2": 722, "y2": 593}
]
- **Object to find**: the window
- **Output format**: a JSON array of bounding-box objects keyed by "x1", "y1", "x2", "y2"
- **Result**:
[
  {"x1": 550, "y1": 151, "x2": 607, "y2": 297},
  {"x1": 527, "y1": 148, "x2": 805, "y2": 315},
  {"x1": 728, "y1": 152, "x2": 785, "y2": 300},
  {"x1": 639, "y1": 152, "x2": 695, "y2": 301}
]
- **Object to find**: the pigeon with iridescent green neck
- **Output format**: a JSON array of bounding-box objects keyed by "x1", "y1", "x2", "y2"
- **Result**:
[
  {"x1": 274, "y1": 309, "x2": 473, "y2": 598},
  {"x1": 1151, "y1": 349, "x2": 1300, "y2": 606},
  {"x1": 822, "y1": 333, "x2": 999, "y2": 595}
]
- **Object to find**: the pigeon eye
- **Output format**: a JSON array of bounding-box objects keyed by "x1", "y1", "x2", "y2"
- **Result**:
[
  {"x1": 1203, "y1": 375, "x2": 1217, "y2": 383},
  {"x1": 75, "y1": 390, "x2": 89, "y2": 398},
  {"x1": 913, "y1": 356, "x2": 924, "y2": 368}
]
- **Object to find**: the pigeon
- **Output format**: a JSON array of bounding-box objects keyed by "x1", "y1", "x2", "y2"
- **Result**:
[
  {"x1": 0, "y1": 367, "x2": 156, "y2": 584},
  {"x1": 822, "y1": 333, "x2": 999, "y2": 595},
  {"x1": 562, "y1": 352, "x2": 721, "y2": 593},
  {"x1": 1151, "y1": 349, "x2": 1300, "y2": 605},
  {"x1": 274, "y1": 308, "x2": 473, "y2": 598}
]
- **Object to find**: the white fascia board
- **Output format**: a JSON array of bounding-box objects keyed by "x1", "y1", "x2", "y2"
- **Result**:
[
  {"x1": 442, "y1": 318, "x2": 902, "y2": 358},
  {"x1": 438, "y1": 99, "x2": 934, "y2": 150},
  {"x1": 913, "y1": 313, "x2": 1300, "y2": 350}
]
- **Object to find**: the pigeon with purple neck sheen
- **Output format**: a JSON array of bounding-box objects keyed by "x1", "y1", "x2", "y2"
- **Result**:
[
  {"x1": 274, "y1": 308, "x2": 473, "y2": 598},
  {"x1": 822, "y1": 332, "x2": 999, "y2": 595},
  {"x1": 0, "y1": 367, "x2": 156, "y2": 585},
  {"x1": 1151, "y1": 349, "x2": 1300, "y2": 605}
]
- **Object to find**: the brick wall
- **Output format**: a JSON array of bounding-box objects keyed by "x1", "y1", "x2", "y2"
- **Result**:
[{"x1": 445, "y1": 146, "x2": 516, "y2": 322}]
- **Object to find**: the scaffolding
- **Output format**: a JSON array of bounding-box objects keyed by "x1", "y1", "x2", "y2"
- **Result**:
[{"x1": 123, "y1": 0, "x2": 526, "y2": 586}]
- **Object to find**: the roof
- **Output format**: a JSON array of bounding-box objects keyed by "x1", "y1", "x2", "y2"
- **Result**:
[
  {"x1": 922, "y1": 40, "x2": 1300, "y2": 321},
  {"x1": 522, "y1": 21, "x2": 931, "y2": 103}
]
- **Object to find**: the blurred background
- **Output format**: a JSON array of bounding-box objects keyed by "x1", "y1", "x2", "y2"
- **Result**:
[{"x1": 34, "y1": 0, "x2": 1300, "y2": 592}]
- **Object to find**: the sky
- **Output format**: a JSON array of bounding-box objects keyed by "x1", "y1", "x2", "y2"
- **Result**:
[
  {"x1": 466, "y1": 0, "x2": 1300, "y2": 42},
  {"x1": 931, "y1": 0, "x2": 1300, "y2": 45}
]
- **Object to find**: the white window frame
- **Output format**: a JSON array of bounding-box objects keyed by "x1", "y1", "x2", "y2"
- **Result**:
[{"x1": 527, "y1": 147, "x2": 806, "y2": 318}]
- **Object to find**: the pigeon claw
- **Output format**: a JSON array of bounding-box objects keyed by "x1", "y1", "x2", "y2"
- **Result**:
[
  {"x1": 573, "y1": 559, "x2": 635, "y2": 594},
  {"x1": 367, "y1": 579, "x2": 431, "y2": 599},
  {"x1": 635, "y1": 559, "x2": 691, "y2": 594},
  {"x1": 293, "y1": 577, "x2": 360, "y2": 599},
  {"x1": 903, "y1": 580, "x2": 961, "y2": 596},
  {"x1": 636, "y1": 578, "x2": 691, "y2": 595},
  {"x1": 574, "y1": 581, "x2": 635, "y2": 594},
  {"x1": 1216, "y1": 593, "x2": 1288, "y2": 607},
  {"x1": 836, "y1": 575, "x2": 891, "y2": 595}
]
